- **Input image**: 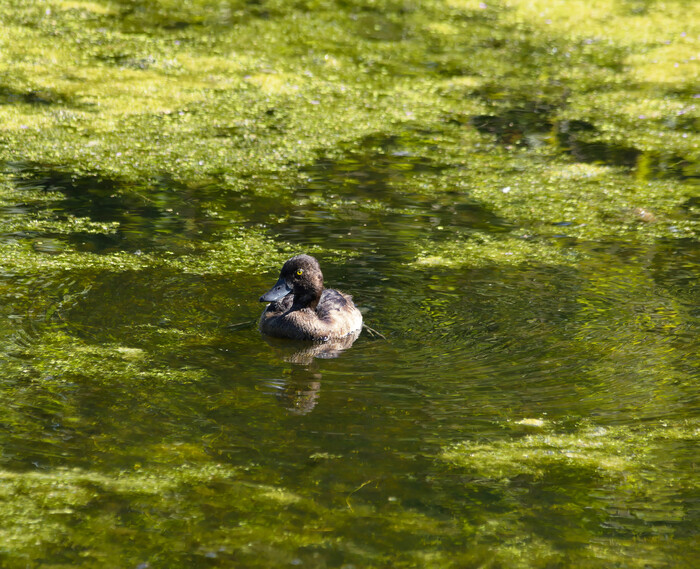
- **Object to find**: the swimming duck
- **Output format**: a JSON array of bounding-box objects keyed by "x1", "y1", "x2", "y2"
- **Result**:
[{"x1": 259, "y1": 254, "x2": 362, "y2": 342}]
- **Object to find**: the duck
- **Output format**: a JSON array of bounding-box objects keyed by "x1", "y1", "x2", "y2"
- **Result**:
[{"x1": 259, "y1": 254, "x2": 363, "y2": 342}]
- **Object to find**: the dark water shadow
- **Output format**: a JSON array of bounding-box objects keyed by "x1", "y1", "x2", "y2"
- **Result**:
[
  {"x1": 3, "y1": 163, "x2": 234, "y2": 253},
  {"x1": 107, "y1": 0, "x2": 280, "y2": 33},
  {"x1": 275, "y1": 132, "x2": 511, "y2": 258},
  {"x1": 468, "y1": 102, "x2": 697, "y2": 180},
  {"x1": 0, "y1": 85, "x2": 94, "y2": 110},
  {"x1": 470, "y1": 100, "x2": 556, "y2": 147}
]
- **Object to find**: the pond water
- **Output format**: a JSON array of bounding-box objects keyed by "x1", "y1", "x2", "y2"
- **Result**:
[{"x1": 0, "y1": 1, "x2": 698, "y2": 568}]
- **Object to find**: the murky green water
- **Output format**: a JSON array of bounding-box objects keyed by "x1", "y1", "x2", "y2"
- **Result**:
[{"x1": 0, "y1": 1, "x2": 698, "y2": 567}]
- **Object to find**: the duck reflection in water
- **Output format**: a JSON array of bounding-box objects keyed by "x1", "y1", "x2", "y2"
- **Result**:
[
  {"x1": 262, "y1": 334, "x2": 360, "y2": 414},
  {"x1": 259, "y1": 254, "x2": 362, "y2": 414}
]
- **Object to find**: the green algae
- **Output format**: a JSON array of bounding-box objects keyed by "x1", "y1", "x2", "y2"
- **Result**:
[
  {"x1": 415, "y1": 233, "x2": 579, "y2": 268},
  {"x1": 1, "y1": 0, "x2": 695, "y2": 189},
  {"x1": 0, "y1": 459, "x2": 466, "y2": 569},
  {"x1": 441, "y1": 419, "x2": 699, "y2": 567},
  {"x1": 0, "y1": 0, "x2": 697, "y2": 272},
  {"x1": 442, "y1": 419, "x2": 699, "y2": 481}
]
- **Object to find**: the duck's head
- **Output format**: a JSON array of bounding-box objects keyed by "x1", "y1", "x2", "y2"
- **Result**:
[{"x1": 260, "y1": 254, "x2": 324, "y2": 305}]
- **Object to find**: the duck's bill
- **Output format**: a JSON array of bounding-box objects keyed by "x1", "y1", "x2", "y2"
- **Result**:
[{"x1": 260, "y1": 277, "x2": 292, "y2": 302}]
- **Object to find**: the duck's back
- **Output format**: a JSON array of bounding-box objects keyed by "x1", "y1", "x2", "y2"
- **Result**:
[{"x1": 316, "y1": 289, "x2": 354, "y2": 318}]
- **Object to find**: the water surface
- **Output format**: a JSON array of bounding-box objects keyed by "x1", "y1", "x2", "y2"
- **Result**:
[{"x1": 0, "y1": 1, "x2": 698, "y2": 568}]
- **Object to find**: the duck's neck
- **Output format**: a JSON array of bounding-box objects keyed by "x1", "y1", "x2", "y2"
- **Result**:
[{"x1": 292, "y1": 287, "x2": 323, "y2": 310}]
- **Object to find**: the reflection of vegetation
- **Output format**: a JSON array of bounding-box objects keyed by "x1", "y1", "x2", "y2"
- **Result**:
[{"x1": 0, "y1": 0, "x2": 698, "y2": 567}]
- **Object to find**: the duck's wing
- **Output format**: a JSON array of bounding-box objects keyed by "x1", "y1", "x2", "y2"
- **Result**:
[{"x1": 316, "y1": 289, "x2": 353, "y2": 319}]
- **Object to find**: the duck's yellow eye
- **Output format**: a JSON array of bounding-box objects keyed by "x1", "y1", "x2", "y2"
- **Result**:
[{"x1": 296, "y1": 268, "x2": 304, "y2": 276}]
